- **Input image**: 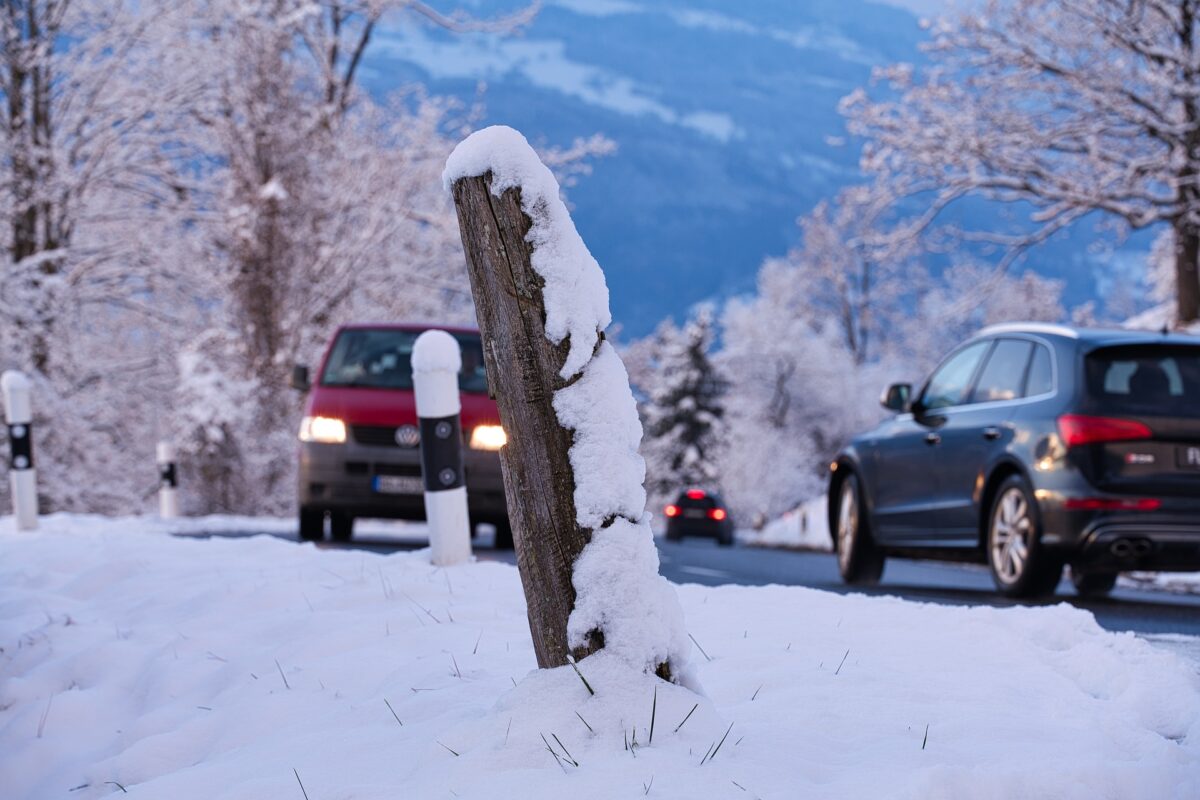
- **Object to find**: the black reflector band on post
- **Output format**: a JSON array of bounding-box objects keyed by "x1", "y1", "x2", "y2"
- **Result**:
[
  {"x1": 159, "y1": 463, "x2": 178, "y2": 488},
  {"x1": 8, "y1": 423, "x2": 32, "y2": 470},
  {"x1": 419, "y1": 415, "x2": 464, "y2": 492}
]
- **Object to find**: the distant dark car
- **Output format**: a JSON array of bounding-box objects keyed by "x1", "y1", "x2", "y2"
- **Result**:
[
  {"x1": 664, "y1": 489, "x2": 734, "y2": 546},
  {"x1": 829, "y1": 324, "x2": 1200, "y2": 598}
]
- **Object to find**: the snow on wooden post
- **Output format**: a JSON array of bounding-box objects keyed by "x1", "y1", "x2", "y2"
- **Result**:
[
  {"x1": 157, "y1": 441, "x2": 180, "y2": 519},
  {"x1": 412, "y1": 329, "x2": 472, "y2": 566},
  {"x1": 444, "y1": 126, "x2": 688, "y2": 679},
  {"x1": 2, "y1": 370, "x2": 39, "y2": 531}
]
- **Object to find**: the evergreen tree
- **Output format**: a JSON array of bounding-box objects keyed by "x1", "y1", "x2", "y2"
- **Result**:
[{"x1": 640, "y1": 305, "x2": 728, "y2": 504}]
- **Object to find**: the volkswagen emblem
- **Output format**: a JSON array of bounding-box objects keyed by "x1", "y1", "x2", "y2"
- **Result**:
[{"x1": 394, "y1": 425, "x2": 420, "y2": 448}]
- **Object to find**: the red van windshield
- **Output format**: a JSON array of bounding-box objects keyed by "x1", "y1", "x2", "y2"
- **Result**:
[{"x1": 320, "y1": 328, "x2": 489, "y2": 394}]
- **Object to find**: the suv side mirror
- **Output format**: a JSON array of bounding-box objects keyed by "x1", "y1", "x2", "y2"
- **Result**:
[
  {"x1": 290, "y1": 363, "x2": 311, "y2": 392},
  {"x1": 880, "y1": 382, "x2": 912, "y2": 413}
]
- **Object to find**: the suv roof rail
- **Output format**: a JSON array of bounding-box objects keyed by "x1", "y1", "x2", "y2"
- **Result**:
[{"x1": 977, "y1": 322, "x2": 1080, "y2": 339}]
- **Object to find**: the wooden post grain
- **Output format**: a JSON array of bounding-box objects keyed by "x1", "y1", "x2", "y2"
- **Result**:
[{"x1": 449, "y1": 172, "x2": 603, "y2": 669}]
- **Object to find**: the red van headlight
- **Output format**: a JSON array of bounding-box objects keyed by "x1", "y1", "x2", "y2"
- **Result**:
[
  {"x1": 299, "y1": 416, "x2": 347, "y2": 444},
  {"x1": 470, "y1": 424, "x2": 507, "y2": 451}
]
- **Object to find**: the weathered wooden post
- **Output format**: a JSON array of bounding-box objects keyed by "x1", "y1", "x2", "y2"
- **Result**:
[{"x1": 444, "y1": 126, "x2": 687, "y2": 679}]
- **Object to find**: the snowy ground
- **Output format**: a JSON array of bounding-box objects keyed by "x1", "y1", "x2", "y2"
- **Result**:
[
  {"x1": 3, "y1": 515, "x2": 1199, "y2": 799},
  {"x1": 739, "y1": 496, "x2": 833, "y2": 551}
]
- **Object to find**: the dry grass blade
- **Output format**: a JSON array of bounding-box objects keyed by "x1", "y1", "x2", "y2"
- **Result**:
[
  {"x1": 649, "y1": 686, "x2": 657, "y2": 745},
  {"x1": 922, "y1": 723, "x2": 929, "y2": 750},
  {"x1": 384, "y1": 698, "x2": 403, "y2": 727},
  {"x1": 688, "y1": 632, "x2": 712, "y2": 662},
  {"x1": 834, "y1": 649, "x2": 850, "y2": 676},
  {"x1": 292, "y1": 769, "x2": 310, "y2": 800},
  {"x1": 565, "y1": 654, "x2": 595, "y2": 696},
  {"x1": 643, "y1": 775, "x2": 654, "y2": 795},
  {"x1": 473, "y1": 630, "x2": 483, "y2": 655},
  {"x1": 275, "y1": 659, "x2": 291, "y2": 690},
  {"x1": 437, "y1": 740, "x2": 461, "y2": 757},
  {"x1": 37, "y1": 694, "x2": 53, "y2": 738},
  {"x1": 551, "y1": 733, "x2": 579, "y2": 766},
  {"x1": 674, "y1": 703, "x2": 698, "y2": 733},
  {"x1": 707, "y1": 722, "x2": 735, "y2": 763},
  {"x1": 750, "y1": 684, "x2": 763, "y2": 701},
  {"x1": 575, "y1": 710, "x2": 594, "y2": 734}
]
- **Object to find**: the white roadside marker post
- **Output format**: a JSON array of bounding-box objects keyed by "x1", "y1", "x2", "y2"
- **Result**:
[
  {"x1": 157, "y1": 440, "x2": 180, "y2": 519},
  {"x1": 2, "y1": 370, "x2": 38, "y2": 531},
  {"x1": 412, "y1": 330, "x2": 472, "y2": 566}
]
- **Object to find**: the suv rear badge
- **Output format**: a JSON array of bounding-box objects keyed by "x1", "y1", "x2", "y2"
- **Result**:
[
  {"x1": 1125, "y1": 453, "x2": 1155, "y2": 465},
  {"x1": 394, "y1": 425, "x2": 420, "y2": 448}
]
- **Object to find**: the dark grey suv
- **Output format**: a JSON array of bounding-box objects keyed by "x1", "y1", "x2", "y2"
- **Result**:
[{"x1": 829, "y1": 323, "x2": 1200, "y2": 598}]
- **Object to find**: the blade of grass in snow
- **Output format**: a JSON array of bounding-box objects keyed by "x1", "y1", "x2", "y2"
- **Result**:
[
  {"x1": 473, "y1": 630, "x2": 483, "y2": 655},
  {"x1": 649, "y1": 686, "x2": 657, "y2": 745},
  {"x1": 275, "y1": 659, "x2": 291, "y2": 690},
  {"x1": 551, "y1": 733, "x2": 579, "y2": 766},
  {"x1": 437, "y1": 740, "x2": 460, "y2": 757},
  {"x1": 565, "y1": 654, "x2": 595, "y2": 696},
  {"x1": 708, "y1": 722, "x2": 735, "y2": 762},
  {"x1": 575, "y1": 711, "x2": 594, "y2": 734},
  {"x1": 674, "y1": 703, "x2": 698, "y2": 733},
  {"x1": 384, "y1": 698, "x2": 403, "y2": 726},
  {"x1": 750, "y1": 684, "x2": 763, "y2": 701},
  {"x1": 922, "y1": 724, "x2": 929, "y2": 750},
  {"x1": 293, "y1": 769, "x2": 310, "y2": 800},
  {"x1": 688, "y1": 632, "x2": 712, "y2": 662},
  {"x1": 835, "y1": 649, "x2": 850, "y2": 676}
]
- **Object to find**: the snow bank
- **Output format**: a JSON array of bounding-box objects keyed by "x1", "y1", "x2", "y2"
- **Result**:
[
  {"x1": 411, "y1": 328, "x2": 462, "y2": 374},
  {"x1": 2, "y1": 516, "x2": 1198, "y2": 799},
  {"x1": 741, "y1": 496, "x2": 834, "y2": 551},
  {"x1": 444, "y1": 126, "x2": 688, "y2": 676}
]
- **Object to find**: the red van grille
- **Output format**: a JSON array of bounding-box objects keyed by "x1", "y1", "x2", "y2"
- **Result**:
[{"x1": 351, "y1": 425, "x2": 419, "y2": 448}]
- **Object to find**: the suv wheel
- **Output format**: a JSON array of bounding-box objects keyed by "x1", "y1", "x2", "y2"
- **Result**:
[
  {"x1": 835, "y1": 473, "x2": 884, "y2": 584},
  {"x1": 299, "y1": 508, "x2": 324, "y2": 542},
  {"x1": 987, "y1": 475, "x2": 1062, "y2": 598},
  {"x1": 329, "y1": 512, "x2": 354, "y2": 543},
  {"x1": 1070, "y1": 567, "x2": 1118, "y2": 597}
]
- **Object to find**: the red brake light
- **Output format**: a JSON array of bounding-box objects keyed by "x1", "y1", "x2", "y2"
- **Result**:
[
  {"x1": 1057, "y1": 415, "x2": 1152, "y2": 448},
  {"x1": 685, "y1": 489, "x2": 706, "y2": 500},
  {"x1": 1064, "y1": 497, "x2": 1161, "y2": 511},
  {"x1": 664, "y1": 504, "x2": 680, "y2": 518},
  {"x1": 708, "y1": 508, "x2": 727, "y2": 521}
]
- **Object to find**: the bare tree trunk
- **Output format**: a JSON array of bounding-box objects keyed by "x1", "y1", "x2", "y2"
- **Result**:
[
  {"x1": 1175, "y1": 217, "x2": 1200, "y2": 325},
  {"x1": 449, "y1": 172, "x2": 603, "y2": 670}
]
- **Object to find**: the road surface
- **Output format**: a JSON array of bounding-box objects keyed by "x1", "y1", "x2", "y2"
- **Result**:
[{"x1": 175, "y1": 525, "x2": 1200, "y2": 641}]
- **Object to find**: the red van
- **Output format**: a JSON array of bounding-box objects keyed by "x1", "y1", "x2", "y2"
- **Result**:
[{"x1": 291, "y1": 323, "x2": 511, "y2": 546}]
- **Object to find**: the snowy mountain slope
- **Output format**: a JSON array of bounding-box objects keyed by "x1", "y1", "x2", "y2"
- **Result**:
[{"x1": 365, "y1": 1, "x2": 1148, "y2": 334}]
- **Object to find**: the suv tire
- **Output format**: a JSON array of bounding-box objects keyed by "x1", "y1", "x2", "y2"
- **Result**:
[
  {"x1": 835, "y1": 473, "x2": 885, "y2": 584},
  {"x1": 1070, "y1": 567, "x2": 1118, "y2": 597},
  {"x1": 329, "y1": 512, "x2": 354, "y2": 543},
  {"x1": 986, "y1": 475, "x2": 1062, "y2": 598}
]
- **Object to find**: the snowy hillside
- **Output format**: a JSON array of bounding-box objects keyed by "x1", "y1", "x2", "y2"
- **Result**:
[
  {"x1": 3, "y1": 516, "x2": 1198, "y2": 799},
  {"x1": 367, "y1": 0, "x2": 1152, "y2": 333}
]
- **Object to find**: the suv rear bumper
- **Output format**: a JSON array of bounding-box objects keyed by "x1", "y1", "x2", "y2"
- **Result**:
[
  {"x1": 1041, "y1": 500, "x2": 1200, "y2": 571},
  {"x1": 298, "y1": 440, "x2": 508, "y2": 520}
]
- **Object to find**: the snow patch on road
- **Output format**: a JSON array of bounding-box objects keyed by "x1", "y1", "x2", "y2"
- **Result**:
[{"x1": 740, "y1": 495, "x2": 833, "y2": 551}]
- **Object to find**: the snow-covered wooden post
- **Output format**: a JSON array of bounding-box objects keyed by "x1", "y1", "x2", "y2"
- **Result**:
[
  {"x1": 156, "y1": 441, "x2": 180, "y2": 519},
  {"x1": 412, "y1": 330, "x2": 472, "y2": 566},
  {"x1": 444, "y1": 126, "x2": 688, "y2": 679},
  {"x1": 2, "y1": 370, "x2": 38, "y2": 531}
]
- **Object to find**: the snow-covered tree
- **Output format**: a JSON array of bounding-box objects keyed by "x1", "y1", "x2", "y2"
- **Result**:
[
  {"x1": 842, "y1": 0, "x2": 1200, "y2": 326},
  {"x1": 639, "y1": 305, "x2": 727, "y2": 506},
  {"x1": 0, "y1": 1, "x2": 205, "y2": 512}
]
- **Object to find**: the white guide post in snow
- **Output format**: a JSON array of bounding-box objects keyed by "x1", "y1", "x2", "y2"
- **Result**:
[
  {"x1": 2, "y1": 370, "x2": 38, "y2": 531},
  {"x1": 412, "y1": 330, "x2": 471, "y2": 566},
  {"x1": 157, "y1": 440, "x2": 180, "y2": 519}
]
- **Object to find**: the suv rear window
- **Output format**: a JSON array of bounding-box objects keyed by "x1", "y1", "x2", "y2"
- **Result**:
[
  {"x1": 321, "y1": 328, "x2": 489, "y2": 393},
  {"x1": 1084, "y1": 344, "x2": 1200, "y2": 416}
]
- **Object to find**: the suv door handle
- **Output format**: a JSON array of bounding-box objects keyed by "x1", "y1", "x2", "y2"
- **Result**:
[
  {"x1": 983, "y1": 427, "x2": 1002, "y2": 441},
  {"x1": 924, "y1": 432, "x2": 941, "y2": 446}
]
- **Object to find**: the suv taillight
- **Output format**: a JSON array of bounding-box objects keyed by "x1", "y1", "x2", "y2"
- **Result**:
[{"x1": 1057, "y1": 414, "x2": 1152, "y2": 448}]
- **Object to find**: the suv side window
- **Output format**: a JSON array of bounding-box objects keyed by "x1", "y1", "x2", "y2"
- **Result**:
[
  {"x1": 1024, "y1": 343, "x2": 1054, "y2": 397},
  {"x1": 920, "y1": 340, "x2": 991, "y2": 411},
  {"x1": 971, "y1": 339, "x2": 1033, "y2": 403}
]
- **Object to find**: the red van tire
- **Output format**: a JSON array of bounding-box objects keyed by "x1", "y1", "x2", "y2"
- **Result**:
[
  {"x1": 329, "y1": 512, "x2": 354, "y2": 543},
  {"x1": 299, "y1": 508, "x2": 324, "y2": 542},
  {"x1": 492, "y1": 517, "x2": 514, "y2": 550}
]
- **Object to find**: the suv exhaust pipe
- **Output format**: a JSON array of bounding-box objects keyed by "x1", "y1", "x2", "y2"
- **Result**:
[
  {"x1": 1109, "y1": 538, "x2": 1154, "y2": 560},
  {"x1": 1110, "y1": 539, "x2": 1133, "y2": 558}
]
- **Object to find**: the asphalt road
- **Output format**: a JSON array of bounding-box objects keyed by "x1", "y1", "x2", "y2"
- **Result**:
[{"x1": 175, "y1": 526, "x2": 1200, "y2": 641}]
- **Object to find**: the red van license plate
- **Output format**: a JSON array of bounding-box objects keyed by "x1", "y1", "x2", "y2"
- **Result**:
[
  {"x1": 1179, "y1": 446, "x2": 1200, "y2": 470},
  {"x1": 373, "y1": 475, "x2": 423, "y2": 495}
]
